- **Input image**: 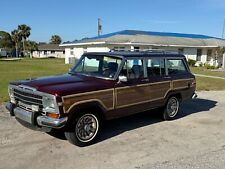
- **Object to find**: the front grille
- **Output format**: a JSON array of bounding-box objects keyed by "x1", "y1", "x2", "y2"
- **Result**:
[{"x1": 13, "y1": 87, "x2": 43, "y2": 110}]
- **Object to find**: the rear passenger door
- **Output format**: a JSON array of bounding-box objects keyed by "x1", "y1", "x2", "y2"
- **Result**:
[
  {"x1": 145, "y1": 58, "x2": 171, "y2": 102},
  {"x1": 166, "y1": 58, "x2": 195, "y2": 94}
]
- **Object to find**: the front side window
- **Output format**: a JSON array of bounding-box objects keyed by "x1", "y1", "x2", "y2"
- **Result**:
[
  {"x1": 167, "y1": 59, "x2": 188, "y2": 75},
  {"x1": 120, "y1": 59, "x2": 145, "y2": 79},
  {"x1": 146, "y1": 58, "x2": 165, "y2": 77},
  {"x1": 70, "y1": 55, "x2": 122, "y2": 79}
]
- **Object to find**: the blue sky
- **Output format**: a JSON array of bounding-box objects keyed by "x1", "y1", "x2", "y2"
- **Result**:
[{"x1": 0, "y1": 0, "x2": 225, "y2": 42}]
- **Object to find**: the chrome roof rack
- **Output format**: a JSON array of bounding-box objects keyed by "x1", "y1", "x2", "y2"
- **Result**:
[{"x1": 109, "y1": 49, "x2": 179, "y2": 54}]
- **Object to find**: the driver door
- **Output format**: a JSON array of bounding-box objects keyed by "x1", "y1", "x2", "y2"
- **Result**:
[{"x1": 115, "y1": 58, "x2": 152, "y2": 113}]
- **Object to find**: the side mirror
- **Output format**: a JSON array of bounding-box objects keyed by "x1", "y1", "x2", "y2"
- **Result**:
[{"x1": 118, "y1": 75, "x2": 128, "y2": 83}]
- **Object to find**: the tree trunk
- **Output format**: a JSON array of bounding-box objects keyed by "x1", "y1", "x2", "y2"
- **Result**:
[
  {"x1": 22, "y1": 37, "x2": 25, "y2": 56},
  {"x1": 16, "y1": 43, "x2": 18, "y2": 58}
]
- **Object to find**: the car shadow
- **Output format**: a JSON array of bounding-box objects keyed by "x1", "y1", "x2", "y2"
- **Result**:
[
  {"x1": 97, "y1": 98, "x2": 217, "y2": 143},
  {"x1": 47, "y1": 98, "x2": 217, "y2": 143}
]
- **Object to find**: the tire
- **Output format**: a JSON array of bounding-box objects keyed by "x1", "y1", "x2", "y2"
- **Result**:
[
  {"x1": 163, "y1": 96, "x2": 180, "y2": 120},
  {"x1": 65, "y1": 112, "x2": 100, "y2": 147}
]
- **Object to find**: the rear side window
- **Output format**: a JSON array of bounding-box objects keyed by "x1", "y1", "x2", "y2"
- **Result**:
[
  {"x1": 120, "y1": 59, "x2": 145, "y2": 79},
  {"x1": 146, "y1": 58, "x2": 165, "y2": 77},
  {"x1": 167, "y1": 59, "x2": 188, "y2": 75}
]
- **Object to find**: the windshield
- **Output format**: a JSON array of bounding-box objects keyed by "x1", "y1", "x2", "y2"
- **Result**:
[{"x1": 70, "y1": 55, "x2": 123, "y2": 79}]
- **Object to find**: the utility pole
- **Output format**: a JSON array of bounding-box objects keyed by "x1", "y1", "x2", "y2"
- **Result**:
[
  {"x1": 98, "y1": 18, "x2": 102, "y2": 36},
  {"x1": 222, "y1": 19, "x2": 225, "y2": 39}
]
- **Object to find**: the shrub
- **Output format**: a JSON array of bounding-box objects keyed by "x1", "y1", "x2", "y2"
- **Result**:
[
  {"x1": 204, "y1": 63, "x2": 215, "y2": 69},
  {"x1": 188, "y1": 59, "x2": 196, "y2": 67}
]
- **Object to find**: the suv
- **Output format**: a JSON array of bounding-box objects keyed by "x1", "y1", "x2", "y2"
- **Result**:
[{"x1": 6, "y1": 51, "x2": 196, "y2": 146}]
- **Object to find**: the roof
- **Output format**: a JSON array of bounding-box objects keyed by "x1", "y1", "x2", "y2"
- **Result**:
[
  {"x1": 83, "y1": 51, "x2": 185, "y2": 58},
  {"x1": 61, "y1": 30, "x2": 225, "y2": 48},
  {"x1": 38, "y1": 44, "x2": 65, "y2": 51}
]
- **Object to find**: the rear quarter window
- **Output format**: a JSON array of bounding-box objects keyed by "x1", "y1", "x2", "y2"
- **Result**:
[{"x1": 167, "y1": 59, "x2": 188, "y2": 75}]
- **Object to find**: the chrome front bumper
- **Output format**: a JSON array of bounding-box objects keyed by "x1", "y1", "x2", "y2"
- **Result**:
[
  {"x1": 14, "y1": 107, "x2": 33, "y2": 124},
  {"x1": 6, "y1": 102, "x2": 67, "y2": 129},
  {"x1": 37, "y1": 116, "x2": 68, "y2": 128}
]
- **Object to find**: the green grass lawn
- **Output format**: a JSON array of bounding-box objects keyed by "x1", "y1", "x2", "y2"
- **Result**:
[
  {"x1": 0, "y1": 59, "x2": 225, "y2": 103},
  {"x1": 195, "y1": 77, "x2": 225, "y2": 91},
  {"x1": 0, "y1": 58, "x2": 71, "y2": 103},
  {"x1": 190, "y1": 67, "x2": 225, "y2": 78},
  {"x1": 190, "y1": 67, "x2": 225, "y2": 91}
]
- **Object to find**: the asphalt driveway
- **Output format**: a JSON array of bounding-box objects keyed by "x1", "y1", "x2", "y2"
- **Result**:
[{"x1": 0, "y1": 91, "x2": 225, "y2": 169}]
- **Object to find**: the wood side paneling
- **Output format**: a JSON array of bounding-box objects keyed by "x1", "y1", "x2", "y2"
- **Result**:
[
  {"x1": 61, "y1": 78, "x2": 194, "y2": 115},
  {"x1": 116, "y1": 81, "x2": 171, "y2": 108},
  {"x1": 62, "y1": 89, "x2": 114, "y2": 113},
  {"x1": 173, "y1": 79, "x2": 194, "y2": 90}
]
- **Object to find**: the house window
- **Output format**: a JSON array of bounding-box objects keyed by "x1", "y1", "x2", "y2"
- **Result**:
[
  {"x1": 134, "y1": 47, "x2": 140, "y2": 51},
  {"x1": 197, "y1": 49, "x2": 202, "y2": 61},
  {"x1": 44, "y1": 51, "x2": 47, "y2": 55},
  {"x1": 207, "y1": 49, "x2": 212, "y2": 61},
  {"x1": 63, "y1": 51, "x2": 65, "y2": 54},
  {"x1": 51, "y1": 51, "x2": 55, "y2": 54},
  {"x1": 178, "y1": 48, "x2": 184, "y2": 54},
  {"x1": 114, "y1": 47, "x2": 125, "y2": 51},
  {"x1": 70, "y1": 48, "x2": 74, "y2": 55}
]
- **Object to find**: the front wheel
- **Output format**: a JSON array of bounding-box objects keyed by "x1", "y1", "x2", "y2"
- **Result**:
[
  {"x1": 65, "y1": 113, "x2": 100, "y2": 147},
  {"x1": 163, "y1": 96, "x2": 180, "y2": 120}
]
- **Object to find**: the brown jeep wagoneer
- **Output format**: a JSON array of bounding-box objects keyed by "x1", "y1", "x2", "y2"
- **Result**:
[{"x1": 6, "y1": 51, "x2": 196, "y2": 146}]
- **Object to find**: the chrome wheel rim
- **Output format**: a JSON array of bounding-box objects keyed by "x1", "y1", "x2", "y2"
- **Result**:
[
  {"x1": 75, "y1": 114, "x2": 99, "y2": 142},
  {"x1": 167, "y1": 97, "x2": 179, "y2": 118}
]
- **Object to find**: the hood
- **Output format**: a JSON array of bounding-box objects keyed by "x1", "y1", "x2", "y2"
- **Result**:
[{"x1": 11, "y1": 74, "x2": 115, "y2": 96}]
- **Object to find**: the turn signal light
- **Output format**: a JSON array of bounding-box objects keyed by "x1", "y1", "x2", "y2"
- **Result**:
[{"x1": 47, "y1": 113, "x2": 60, "y2": 119}]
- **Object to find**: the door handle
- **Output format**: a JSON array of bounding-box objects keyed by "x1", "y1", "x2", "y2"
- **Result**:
[
  {"x1": 141, "y1": 79, "x2": 149, "y2": 82},
  {"x1": 164, "y1": 76, "x2": 171, "y2": 79}
]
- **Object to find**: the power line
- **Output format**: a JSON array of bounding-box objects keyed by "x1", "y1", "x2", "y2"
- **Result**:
[{"x1": 98, "y1": 18, "x2": 102, "y2": 36}]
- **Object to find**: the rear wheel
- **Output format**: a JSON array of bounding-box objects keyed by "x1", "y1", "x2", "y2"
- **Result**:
[
  {"x1": 65, "y1": 113, "x2": 100, "y2": 147},
  {"x1": 163, "y1": 96, "x2": 180, "y2": 120}
]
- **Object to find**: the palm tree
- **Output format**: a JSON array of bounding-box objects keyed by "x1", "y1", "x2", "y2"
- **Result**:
[
  {"x1": 50, "y1": 35, "x2": 62, "y2": 44},
  {"x1": 18, "y1": 24, "x2": 31, "y2": 55},
  {"x1": 11, "y1": 30, "x2": 22, "y2": 57},
  {"x1": 25, "y1": 40, "x2": 38, "y2": 58}
]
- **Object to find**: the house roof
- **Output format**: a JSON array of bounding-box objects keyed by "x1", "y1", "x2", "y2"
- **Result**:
[
  {"x1": 61, "y1": 30, "x2": 225, "y2": 48},
  {"x1": 38, "y1": 44, "x2": 65, "y2": 51}
]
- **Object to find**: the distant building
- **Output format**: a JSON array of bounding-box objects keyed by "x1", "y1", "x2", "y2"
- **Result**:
[
  {"x1": 32, "y1": 44, "x2": 65, "y2": 58},
  {"x1": 0, "y1": 48, "x2": 11, "y2": 57},
  {"x1": 60, "y1": 30, "x2": 225, "y2": 67}
]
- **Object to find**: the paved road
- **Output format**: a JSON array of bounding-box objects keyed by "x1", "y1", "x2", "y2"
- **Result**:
[{"x1": 0, "y1": 91, "x2": 225, "y2": 169}]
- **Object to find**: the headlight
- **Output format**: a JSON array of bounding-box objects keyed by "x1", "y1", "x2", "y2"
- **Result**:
[
  {"x1": 43, "y1": 96, "x2": 55, "y2": 109},
  {"x1": 8, "y1": 86, "x2": 16, "y2": 104},
  {"x1": 42, "y1": 96, "x2": 60, "y2": 116}
]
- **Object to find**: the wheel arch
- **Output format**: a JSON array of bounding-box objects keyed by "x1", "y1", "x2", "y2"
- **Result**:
[
  {"x1": 65, "y1": 100, "x2": 106, "y2": 126},
  {"x1": 165, "y1": 90, "x2": 182, "y2": 104}
]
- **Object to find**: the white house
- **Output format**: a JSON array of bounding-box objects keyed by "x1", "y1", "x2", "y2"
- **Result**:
[
  {"x1": 32, "y1": 44, "x2": 65, "y2": 58},
  {"x1": 60, "y1": 30, "x2": 225, "y2": 67},
  {"x1": 0, "y1": 48, "x2": 10, "y2": 57}
]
